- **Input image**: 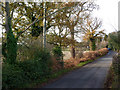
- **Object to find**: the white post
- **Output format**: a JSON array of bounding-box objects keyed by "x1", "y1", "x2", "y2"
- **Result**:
[{"x1": 43, "y1": 1, "x2": 46, "y2": 48}]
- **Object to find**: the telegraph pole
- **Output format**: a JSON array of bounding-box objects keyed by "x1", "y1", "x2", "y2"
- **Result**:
[{"x1": 43, "y1": 1, "x2": 46, "y2": 48}]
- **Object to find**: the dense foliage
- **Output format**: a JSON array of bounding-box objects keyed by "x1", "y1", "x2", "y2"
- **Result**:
[
  {"x1": 2, "y1": 49, "x2": 52, "y2": 88},
  {"x1": 52, "y1": 46, "x2": 63, "y2": 60},
  {"x1": 105, "y1": 52, "x2": 120, "y2": 88},
  {"x1": 0, "y1": 1, "x2": 109, "y2": 89},
  {"x1": 112, "y1": 53, "x2": 120, "y2": 88},
  {"x1": 108, "y1": 31, "x2": 120, "y2": 52},
  {"x1": 52, "y1": 46, "x2": 64, "y2": 68},
  {"x1": 64, "y1": 48, "x2": 108, "y2": 69}
]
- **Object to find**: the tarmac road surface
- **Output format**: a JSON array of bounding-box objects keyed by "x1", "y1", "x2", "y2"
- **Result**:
[{"x1": 44, "y1": 51, "x2": 116, "y2": 88}]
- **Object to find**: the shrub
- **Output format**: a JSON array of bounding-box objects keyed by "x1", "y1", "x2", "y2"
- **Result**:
[
  {"x1": 63, "y1": 58, "x2": 79, "y2": 69},
  {"x1": 2, "y1": 49, "x2": 52, "y2": 88},
  {"x1": 51, "y1": 57, "x2": 62, "y2": 72},
  {"x1": 52, "y1": 46, "x2": 63, "y2": 60},
  {"x1": 98, "y1": 48, "x2": 108, "y2": 56},
  {"x1": 52, "y1": 46, "x2": 64, "y2": 68},
  {"x1": 2, "y1": 63, "x2": 26, "y2": 88},
  {"x1": 17, "y1": 36, "x2": 54, "y2": 61},
  {"x1": 105, "y1": 52, "x2": 120, "y2": 88},
  {"x1": 64, "y1": 48, "x2": 108, "y2": 69},
  {"x1": 76, "y1": 51, "x2": 83, "y2": 59},
  {"x1": 79, "y1": 58, "x2": 88, "y2": 62},
  {"x1": 112, "y1": 53, "x2": 120, "y2": 75},
  {"x1": 18, "y1": 49, "x2": 52, "y2": 81},
  {"x1": 83, "y1": 51, "x2": 96, "y2": 60}
]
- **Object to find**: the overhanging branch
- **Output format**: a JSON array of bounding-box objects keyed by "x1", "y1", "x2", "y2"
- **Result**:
[
  {"x1": 12, "y1": 14, "x2": 27, "y2": 27},
  {"x1": 11, "y1": 2, "x2": 18, "y2": 19},
  {"x1": 0, "y1": 3, "x2": 5, "y2": 9},
  {"x1": 0, "y1": 11, "x2": 4, "y2": 17},
  {"x1": 17, "y1": 6, "x2": 72, "y2": 38},
  {"x1": 0, "y1": 23, "x2": 5, "y2": 27}
]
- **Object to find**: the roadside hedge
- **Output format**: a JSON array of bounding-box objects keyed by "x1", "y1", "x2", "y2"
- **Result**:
[
  {"x1": 104, "y1": 52, "x2": 120, "y2": 88},
  {"x1": 2, "y1": 49, "x2": 52, "y2": 89},
  {"x1": 63, "y1": 48, "x2": 108, "y2": 69}
]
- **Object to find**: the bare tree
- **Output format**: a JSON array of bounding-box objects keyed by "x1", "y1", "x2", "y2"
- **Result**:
[
  {"x1": 60, "y1": 1, "x2": 98, "y2": 58},
  {"x1": 81, "y1": 17, "x2": 105, "y2": 51}
]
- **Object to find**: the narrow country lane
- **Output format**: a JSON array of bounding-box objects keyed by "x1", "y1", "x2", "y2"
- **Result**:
[{"x1": 44, "y1": 51, "x2": 116, "y2": 88}]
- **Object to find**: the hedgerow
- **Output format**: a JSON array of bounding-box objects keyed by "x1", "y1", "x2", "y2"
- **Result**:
[
  {"x1": 63, "y1": 48, "x2": 108, "y2": 69},
  {"x1": 2, "y1": 49, "x2": 52, "y2": 89}
]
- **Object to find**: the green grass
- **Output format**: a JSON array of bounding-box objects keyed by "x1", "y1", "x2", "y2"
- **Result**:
[{"x1": 77, "y1": 60, "x2": 94, "y2": 67}]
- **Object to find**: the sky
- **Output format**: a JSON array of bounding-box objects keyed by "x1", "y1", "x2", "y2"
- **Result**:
[
  {"x1": 0, "y1": 0, "x2": 120, "y2": 37},
  {"x1": 92, "y1": 0, "x2": 120, "y2": 34}
]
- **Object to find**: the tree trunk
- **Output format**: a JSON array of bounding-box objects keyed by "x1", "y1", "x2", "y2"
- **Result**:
[
  {"x1": 71, "y1": 46, "x2": 75, "y2": 58},
  {"x1": 4, "y1": 2, "x2": 18, "y2": 64},
  {"x1": 89, "y1": 39, "x2": 96, "y2": 51},
  {"x1": 6, "y1": 30, "x2": 18, "y2": 64},
  {"x1": 70, "y1": 29, "x2": 75, "y2": 58}
]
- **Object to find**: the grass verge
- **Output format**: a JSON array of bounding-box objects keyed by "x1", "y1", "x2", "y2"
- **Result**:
[
  {"x1": 104, "y1": 66, "x2": 120, "y2": 88},
  {"x1": 77, "y1": 60, "x2": 94, "y2": 67},
  {"x1": 104, "y1": 66, "x2": 114, "y2": 88}
]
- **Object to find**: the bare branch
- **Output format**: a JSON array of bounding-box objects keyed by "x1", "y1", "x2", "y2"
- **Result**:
[
  {"x1": 17, "y1": 6, "x2": 72, "y2": 38},
  {"x1": 93, "y1": 21, "x2": 101, "y2": 30},
  {"x1": 0, "y1": 11, "x2": 5, "y2": 17},
  {"x1": 47, "y1": 41, "x2": 58, "y2": 46},
  {"x1": 0, "y1": 3, "x2": 5, "y2": 9},
  {"x1": 11, "y1": 8, "x2": 14, "y2": 19},
  {"x1": 0, "y1": 23, "x2": 5, "y2": 27},
  {"x1": 12, "y1": 14, "x2": 26, "y2": 27},
  {"x1": 74, "y1": 10, "x2": 82, "y2": 26},
  {"x1": 10, "y1": 2, "x2": 18, "y2": 19},
  {"x1": 110, "y1": 24, "x2": 118, "y2": 31}
]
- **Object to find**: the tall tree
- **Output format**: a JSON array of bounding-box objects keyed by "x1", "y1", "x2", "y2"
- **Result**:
[
  {"x1": 46, "y1": 1, "x2": 98, "y2": 58},
  {"x1": 1, "y1": 2, "x2": 18, "y2": 64},
  {"x1": 60, "y1": 1, "x2": 97, "y2": 58},
  {"x1": 81, "y1": 17, "x2": 105, "y2": 51},
  {"x1": 0, "y1": 1, "x2": 75, "y2": 63},
  {"x1": 46, "y1": 4, "x2": 71, "y2": 47}
]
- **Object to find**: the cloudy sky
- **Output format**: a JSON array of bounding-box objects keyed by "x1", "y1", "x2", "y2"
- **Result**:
[{"x1": 93, "y1": 0, "x2": 119, "y2": 34}]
